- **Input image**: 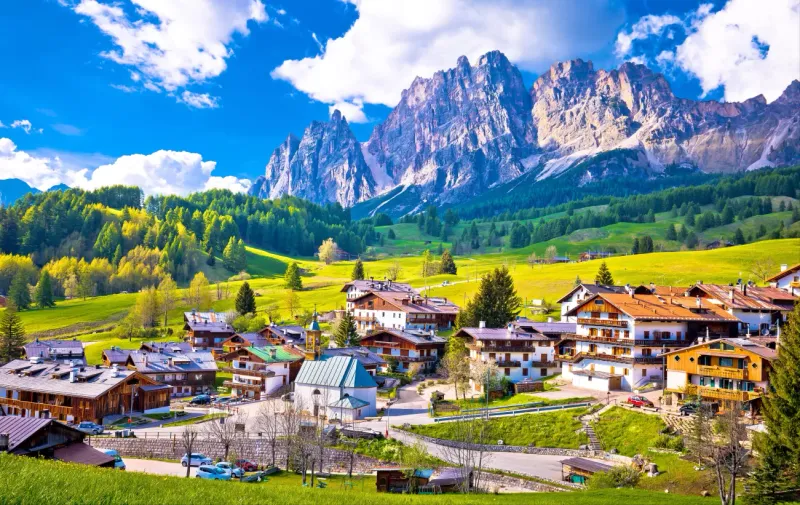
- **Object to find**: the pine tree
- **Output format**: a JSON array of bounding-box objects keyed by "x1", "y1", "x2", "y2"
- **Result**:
[
  {"x1": 456, "y1": 266, "x2": 520, "y2": 328},
  {"x1": 351, "y1": 259, "x2": 365, "y2": 281},
  {"x1": 334, "y1": 311, "x2": 359, "y2": 348},
  {"x1": 284, "y1": 262, "x2": 302, "y2": 290},
  {"x1": 112, "y1": 244, "x2": 123, "y2": 265},
  {"x1": 747, "y1": 304, "x2": 800, "y2": 503},
  {"x1": 595, "y1": 261, "x2": 614, "y2": 285},
  {"x1": 235, "y1": 281, "x2": 257, "y2": 315},
  {"x1": 34, "y1": 270, "x2": 55, "y2": 308},
  {"x1": 8, "y1": 271, "x2": 31, "y2": 310},
  {"x1": 222, "y1": 237, "x2": 237, "y2": 271},
  {"x1": 665, "y1": 223, "x2": 678, "y2": 241},
  {"x1": 734, "y1": 228, "x2": 746, "y2": 245},
  {"x1": 387, "y1": 229, "x2": 396, "y2": 240},
  {"x1": 0, "y1": 301, "x2": 26, "y2": 362},
  {"x1": 440, "y1": 249, "x2": 457, "y2": 275},
  {"x1": 631, "y1": 238, "x2": 640, "y2": 255},
  {"x1": 206, "y1": 247, "x2": 216, "y2": 266},
  {"x1": 686, "y1": 231, "x2": 699, "y2": 249},
  {"x1": 573, "y1": 275, "x2": 582, "y2": 287}
]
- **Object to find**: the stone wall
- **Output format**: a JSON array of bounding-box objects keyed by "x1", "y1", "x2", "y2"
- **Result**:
[
  {"x1": 398, "y1": 430, "x2": 601, "y2": 457},
  {"x1": 479, "y1": 472, "x2": 570, "y2": 492},
  {"x1": 86, "y1": 436, "x2": 389, "y2": 474}
]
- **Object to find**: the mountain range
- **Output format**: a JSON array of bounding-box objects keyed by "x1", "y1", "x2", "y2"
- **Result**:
[{"x1": 249, "y1": 50, "x2": 800, "y2": 217}]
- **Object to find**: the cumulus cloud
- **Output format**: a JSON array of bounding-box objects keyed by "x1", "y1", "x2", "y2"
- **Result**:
[
  {"x1": 0, "y1": 138, "x2": 249, "y2": 196},
  {"x1": 329, "y1": 99, "x2": 367, "y2": 124},
  {"x1": 272, "y1": 0, "x2": 623, "y2": 114},
  {"x1": 71, "y1": 0, "x2": 267, "y2": 107},
  {"x1": 617, "y1": 0, "x2": 800, "y2": 103},
  {"x1": 179, "y1": 91, "x2": 221, "y2": 109},
  {"x1": 674, "y1": 0, "x2": 800, "y2": 102}
]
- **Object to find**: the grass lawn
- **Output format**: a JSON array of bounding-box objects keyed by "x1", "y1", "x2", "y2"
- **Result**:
[
  {"x1": 454, "y1": 394, "x2": 593, "y2": 411},
  {"x1": 0, "y1": 453, "x2": 718, "y2": 505},
  {"x1": 161, "y1": 412, "x2": 226, "y2": 428},
  {"x1": 593, "y1": 407, "x2": 717, "y2": 495},
  {"x1": 405, "y1": 409, "x2": 589, "y2": 448}
]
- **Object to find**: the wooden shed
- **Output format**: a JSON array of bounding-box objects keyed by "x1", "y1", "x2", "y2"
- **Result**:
[
  {"x1": 560, "y1": 457, "x2": 613, "y2": 484},
  {"x1": 375, "y1": 468, "x2": 432, "y2": 493}
]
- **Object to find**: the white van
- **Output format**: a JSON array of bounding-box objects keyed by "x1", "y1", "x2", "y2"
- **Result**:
[{"x1": 101, "y1": 449, "x2": 126, "y2": 470}]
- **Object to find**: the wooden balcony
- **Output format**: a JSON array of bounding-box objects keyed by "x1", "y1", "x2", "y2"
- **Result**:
[
  {"x1": 354, "y1": 315, "x2": 377, "y2": 323},
  {"x1": 0, "y1": 397, "x2": 87, "y2": 418},
  {"x1": 560, "y1": 352, "x2": 661, "y2": 365},
  {"x1": 697, "y1": 365, "x2": 746, "y2": 380},
  {"x1": 495, "y1": 360, "x2": 522, "y2": 368},
  {"x1": 468, "y1": 344, "x2": 535, "y2": 353},
  {"x1": 529, "y1": 360, "x2": 556, "y2": 367},
  {"x1": 221, "y1": 367, "x2": 275, "y2": 378},
  {"x1": 683, "y1": 384, "x2": 763, "y2": 402},
  {"x1": 577, "y1": 317, "x2": 628, "y2": 328},
  {"x1": 380, "y1": 354, "x2": 436, "y2": 363},
  {"x1": 635, "y1": 339, "x2": 693, "y2": 347},
  {"x1": 567, "y1": 334, "x2": 632, "y2": 345}
]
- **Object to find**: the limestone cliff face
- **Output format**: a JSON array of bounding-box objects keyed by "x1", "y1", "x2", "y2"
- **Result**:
[
  {"x1": 250, "y1": 111, "x2": 375, "y2": 207},
  {"x1": 253, "y1": 51, "x2": 800, "y2": 214}
]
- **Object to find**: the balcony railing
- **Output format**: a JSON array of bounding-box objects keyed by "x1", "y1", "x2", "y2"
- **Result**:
[
  {"x1": 683, "y1": 384, "x2": 763, "y2": 402},
  {"x1": 354, "y1": 315, "x2": 377, "y2": 323},
  {"x1": 495, "y1": 360, "x2": 522, "y2": 367},
  {"x1": 635, "y1": 338, "x2": 693, "y2": 347},
  {"x1": 0, "y1": 397, "x2": 84, "y2": 417},
  {"x1": 577, "y1": 317, "x2": 628, "y2": 328},
  {"x1": 380, "y1": 354, "x2": 436, "y2": 363},
  {"x1": 468, "y1": 344, "x2": 536, "y2": 353},
  {"x1": 223, "y1": 380, "x2": 263, "y2": 392},
  {"x1": 529, "y1": 360, "x2": 556, "y2": 367},
  {"x1": 221, "y1": 367, "x2": 275, "y2": 378},
  {"x1": 697, "y1": 365, "x2": 746, "y2": 380},
  {"x1": 566, "y1": 334, "x2": 632, "y2": 345}
]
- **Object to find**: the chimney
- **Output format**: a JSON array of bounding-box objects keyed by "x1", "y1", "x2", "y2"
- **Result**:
[
  {"x1": 696, "y1": 296, "x2": 701, "y2": 308},
  {"x1": 780, "y1": 264, "x2": 788, "y2": 272},
  {"x1": 69, "y1": 369, "x2": 77, "y2": 383},
  {"x1": 0, "y1": 433, "x2": 9, "y2": 452},
  {"x1": 729, "y1": 289, "x2": 734, "y2": 302},
  {"x1": 269, "y1": 348, "x2": 277, "y2": 359},
  {"x1": 479, "y1": 321, "x2": 486, "y2": 329}
]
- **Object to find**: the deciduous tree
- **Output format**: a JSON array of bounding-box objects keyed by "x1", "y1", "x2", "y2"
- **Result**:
[
  {"x1": 284, "y1": 262, "x2": 302, "y2": 290},
  {"x1": 318, "y1": 238, "x2": 338, "y2": 265}
]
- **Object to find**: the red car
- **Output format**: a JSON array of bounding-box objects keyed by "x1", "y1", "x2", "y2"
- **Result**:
[
  {"x1": 235, "y1": 459, "x2": 259, "y2": 472},
  {"x1": 627, "y1": 395, "x2": 654, "y2": 408}
]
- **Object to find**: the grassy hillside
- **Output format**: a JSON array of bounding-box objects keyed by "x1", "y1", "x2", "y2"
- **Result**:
[
  {"x1": 5, "y1": 239, "x2": 798, "y2": 364},
  {"x1": 0, "y1": 453, "x2": 715, "y2": 505}
]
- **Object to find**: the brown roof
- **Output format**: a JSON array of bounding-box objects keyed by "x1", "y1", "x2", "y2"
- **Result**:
[
  {"x1": 766, "y1": 264, "x2": 800, "y2": 282},
  {"x1": 0, "y1": 416, "x2": 53, "y2": 452},
  {"x1": 54, "y1": 442, "x2": 116, "y2": 466},
  {"x1": 688, "y1": 284, "x2": 793, "y2": 311},
  {"x1": 560, "y1": 457, "x2": 613, "y2": 474},
  {"x1": 663, "y1": 338, "x2": 777, "y2": 361},
  {"x1": 352, "y1": 291, "x2": 459, "y2": 315},
  {"x1": 455, "y1": 327, "x2": 550, "y2": 342},
  {"x1": 568, "y1": 293, "x2": 739, "y2": 322}
]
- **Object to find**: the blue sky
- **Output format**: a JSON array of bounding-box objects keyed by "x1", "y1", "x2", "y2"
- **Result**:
[{"x1": 1, "y1": 0, "x2": 797, "y2": 195}]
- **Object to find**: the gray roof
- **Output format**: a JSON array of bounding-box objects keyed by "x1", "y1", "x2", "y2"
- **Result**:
[
  {"x1": 515, "y1": 320, "x2": 577, "y2": 335},
  {"x1": 228, "y1": 333, "x2": 271, "y2": 347},
  {"x1": 102, "y1": 348, "x2": 132, "y2": 364},
  {"x1": 0, "y1": 360, "x2": 138, "y2": 399},
  {"x1": 341, "y1": 280, "x2": 414, "y2": 294},
  {"x1": 141, "y1": 341, "x2": 193, "y2": 354},
  {"x1": 456, "y1": 327, "x2": 550, "y2": 342},
  {"x1": 127, "y1": 350, "x2": 218, "y2": 373},
  {"x1": 556, "y1": 283, "x2": 630, "y2": 303},
  {"x1": 23, "y1": 339, "x2": 85, "y2": 364},
  {"x1": 264, "y1": 325, "x2": 306, "y2": 343},
  {"x1": 560, "y1": 457, "x2": 613, "y2": 474},
  {"x1": 183, "y1": 311, "x2": 234, "y2": 333},
  {"x1": 368, "y1": 329, "x2": 447, "y2": 345},
  {"x1": 322, "y1": 347, "x2": 386, "y2": 367},
  {"x1": 295, "y1": 356, "x2": 377, "y2": 389},
  {"x1": 0, "y1": 416, "x2": 54, "y2": 451}
]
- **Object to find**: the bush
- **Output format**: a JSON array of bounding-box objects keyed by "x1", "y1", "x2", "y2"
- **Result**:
[{"x1": 587, "y1": 465, "x2": 641, "y2": 490}]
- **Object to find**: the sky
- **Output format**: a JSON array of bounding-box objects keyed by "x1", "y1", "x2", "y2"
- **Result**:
[{"x1": 1, "y1": 0, "x2": 798, "y2": 196}]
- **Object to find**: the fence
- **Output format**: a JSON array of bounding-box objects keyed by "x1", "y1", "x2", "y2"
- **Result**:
[{"x1": 433, "y1": 402, "x2": 592, "y2": 423}]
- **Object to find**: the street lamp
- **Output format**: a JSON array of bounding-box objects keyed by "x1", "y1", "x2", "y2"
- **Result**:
[{"x1": 606, "y1": 391, "x2": 610, "y2": 406}]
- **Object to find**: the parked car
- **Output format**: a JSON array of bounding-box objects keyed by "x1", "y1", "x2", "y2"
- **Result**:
[
  {"x1": 216, "y1": 462, "x2": 244, "y2": 478},
  {"x1": 189, "y1": 394, "x2": 212, "y2": 405},
  {"x1": 214, "y1": 397, "x2": 232, "y2": 406},
  {"x1": 281, "y1": 392, "x2": 294, "y2": 402},
  {"x1": 679, "y1": 401, "x2": 719, "y2": 416},
  {"x1": 100, "y1": 449, "x2": 126, "y2": 470},
  {"x1": 76, "y1": 421, "x2": 104, "y2": 435},
  {"x1": 196, "y1": 465, "x2": 231, "y2": 480},
  {"x1": 181, "y1": 453, "x2": 213, "y2": 467},
  {"x1": 235, "y1": 459, "x2": 259, "y2": 472},
  {"x1": 626, "y1": 395, "x2": 654, "y2": 408}
]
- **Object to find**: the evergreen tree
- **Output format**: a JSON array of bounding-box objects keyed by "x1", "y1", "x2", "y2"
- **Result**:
[
  {"x1": 595, "y1": 261, "x2": 614, "y2": 285},
  {"x1": 112, "y1": 244, "x2": 123, "y2": 266},
  {"x1": 387, "y1": 229, "x2": 396, "y2": 240},
  {"x1": 206, "y1": 247, "x2": 216, "y2": 266},
  {"x1": 440, "y1": 249, "x2": 457, "y2": 275},
  {"x1": 8, "y1": 271, "x2": 31, "y2": 310},
  {"x1": 573, "y1": 275, "x2": 582, "y2": 287},
  {"x1": 351, "y1": 259, "x2": 365, "y2": 281},
  {"x1": 334, "y1": 311, "x2": 359, "y2": 348},
  {"x1": 456, "y1": 267, "x2": 520, "y2": 328},
  {"x1": 734, "y1": 228, "x2": 746, "y2": 245},
  {"x1": 678, "y1": 225, "x2": 689, "y2": 241},
  {"x1": 235, "y1": 281, "x2": 257, "y2": 315},
  {"x1": 631, "y1": 238, "x2": 640, "y2": 255},
  {"x1": 284, "y1": 262, "x2": 302, "y2": 290},
  {"x1": 686, "y1": 231, "x2": 699, "y2": 249},
  {"x1": 0, "y1": 301, "x2": 25, "y2": 362},
  {"x1": 222, "y1": 237, "x2": 238, "y2": 271},
  {"x1": 665, "y1": 223, "x2": 678, "y2": 241},
  {"x1": 34, "y1": 270, "x2": 55, "y2": 308},
  {"x1": 747, "y1": 304, "x2": 800, "y2": 504}
]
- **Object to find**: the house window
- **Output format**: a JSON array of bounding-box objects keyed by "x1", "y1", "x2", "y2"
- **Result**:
[
  {"x1": 623, "y1": 368, "x2": 629, "y2": 376},
  {"x1": 504, "y1": 368, "x2": 510, "y2": 376},
  {"x1": 624, "y1": 331, "x2": 629, "y2": 338},
  {"x1": 643, "y1": 331, "x2": 650, "y2": 339},
  {"x1": 591, "y1": 311, "x2": 601, "y2": 318},
  {"x1": 642, "y1": 369, "x2": 647, "y2": 377},
  {"x1": 522, "y1": 368, "x2": 528, "y2": 376},
  {"x1": 700, "y1": 377, "x2": 705, "y2": 386},
  {"x1": 699, "y1": 355, "x2": 711, "y2": 366},
  {"x1": 540, "y1": 368, "x2": 547, "y2": 377},
  {"x1": 523, "y1": 353, "x2": 528, "y2": 361},
  {"x1": 719, "y1": 357, "x2": 734, "y2": 368},
  {"x1": 676, "y1": 331, "x2": 682, "y2": 339}
]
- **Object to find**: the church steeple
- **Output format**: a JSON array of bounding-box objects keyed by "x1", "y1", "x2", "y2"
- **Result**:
[{"x1": 305, "y1": 305, "x2": 321, "y2": 360}]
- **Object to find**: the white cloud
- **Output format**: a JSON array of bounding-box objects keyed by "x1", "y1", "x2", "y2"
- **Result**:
[
  {"x1": 311, "y1": 32, "x2": 323, "y2": 52},
  {"x1": 179, "y1": 91, "x2": 221, "y2": 109},
  {"x1": 0, "y1": 138, "x2": 249, "y2": 196},
  {"x1": 329, "y1": 99, "x2": 368, "y2": 123},
  {"x1": 71, "y1": 0, "x2": 267, "y2": 104},
  {"x1": 111, "y1": 84, "x2": 138, "y2": 93},
  {"x1": 10, "y1": 119, "x2": 41, "y2": 134},
  {"x1": 205, "y1": 175, "x2": 252, "y2": 193},
  {"x1": 617, "y1": 0, "x2": 800, "y2": 103},
  {"x1": 272, "y1": 0, "x2": 622, "y2": 110},
  {"x1": 673, "y1": 0, "x2": 800, "y2": 102},
  {"x1": 0, "y1": 121, "x2": 5, "y2": 128},
  {"x1": 614, "y1": 13, "x2": 682, "y2": 57},
  {"x1": 52, "y1": 124, "x2": 86, "y2": 136}
]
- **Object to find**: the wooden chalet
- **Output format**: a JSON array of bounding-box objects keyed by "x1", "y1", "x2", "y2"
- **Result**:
[
  {"x1": 257, "y1": 324, "x2": 307, "y2": 345},
  {"x1": 0, "y1": 359, "x2": 170, "y2": 424},
  {"x1": 220, "y1": 332, "x2": 270, "y2": 354},
  {"x1": 182, "y1": 311, "x2": 235, "y2": 355},
  {"x1": 375, "y1": 468, "x2": 432, "y2": 493},
  {"x1": 359, "y1": 329, "x2": 446, "y2": 372}
]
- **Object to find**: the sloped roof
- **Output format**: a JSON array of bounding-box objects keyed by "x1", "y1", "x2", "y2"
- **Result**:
[
  {"x1": 141, "y1": 341, "x2": 193, "y2": 354},
  {"x1": 328, "y1": 394, "x2": 370, "y2": 409},
  {"x1": 767, "y1": 264, "x2": 800, "y2": 282},
  {"x1": 246, "y1": 345, "x2": 304, "y2": 363},
  {"x1": 0, "y1": 360, "x2": 140, "y2": 399},
  {"x1": 224, "y1": 333, "x2": 270, "y2": 348},
  {"x1": 560, "y1": 457, "x2": 613, "y2": 474},
  {"x1": 364, "y1": 329, "x2": 447, "y2": 345},
  {"x1": 455, "y1": 327, "x2": 550, "y2": 342},
  {"x1": 352, "y1": 291, "x2": 459, "y2": 315},
  {"x1": 567, "y1": 293, "x2": 739, "y2": 322},
  {"x1": 688, "y1": 284, "x2": 792, "y2": 311},
  {"x1": 341, "y1": 280, "x2": 414, "y2": 294},
  {"x1": 127, "y1": 350, "x2": 218, "y2": 373},
  {"x1": 322, "y1": 347, "x2": 386, "y2": 366},
  {"x1": 663, "y1": 338, "x2": 777, "y2": 360},
  {"x1": 0, "y1": 416, "x2": 53, "y2": 451},
  {"x1": 514, "y1": 319, "x2": 576, "y2": 335},
  {"x1": 23, "y1": 339, "x2": 85, "y2": 364},
  {"x1": 556, "y1": 284, "x2": 630, "y2": 303},
  {"x1": 295, "y1": 356, "x2": 376, "y2": 389},
  {"x1": 263, "y1": 325, "x2": 306, "y2": 343},
  {"x1": 183, "y1": 311, "x2": 234, "y2": 333},
  {"x1": 54, "y1": 441, "x2": 116, "y2": 466}
]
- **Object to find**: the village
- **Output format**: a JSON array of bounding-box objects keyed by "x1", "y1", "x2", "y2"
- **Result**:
[{"x1": 0, "y1": 259, "x2": 797, "y2": 496}]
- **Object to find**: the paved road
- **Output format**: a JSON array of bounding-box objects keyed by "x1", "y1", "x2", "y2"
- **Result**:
[{"x1": 125, "y1": 458, "x2": 197, "y2": 477}]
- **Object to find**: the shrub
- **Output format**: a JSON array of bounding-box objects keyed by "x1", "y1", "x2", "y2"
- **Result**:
[{"x1": 587, "y1": 465, "x2": 641, "y2": 490}]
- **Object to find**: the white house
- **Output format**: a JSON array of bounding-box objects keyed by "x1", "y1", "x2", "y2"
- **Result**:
[
  {"x1": 455, "y1": 324, "x2": 557, "y2": 393},
  {"x1": 559, "y1": 292, "x2": 740, "y2": 392},
  {"x1": 349, "y1": 291, "x2": 459, "y2": 335},
  {"x1": 767, "y1": 263, "x2": 800, "y2": 296},
  {"x1": 293, "y1": 356, "x2": 377, "y2": 421},
  {"x1": 556, "y1": 284, "x2": 635, "y2": 322},
  {"x1": 686, "y1": 282, "x2": 797, "y2": 334},
  {"x1": 341, "y1": 279, "x2": 414, "y2": 311},
  {"x1": 221, "y1": 345, "x2": 305, "y2": 399}
]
